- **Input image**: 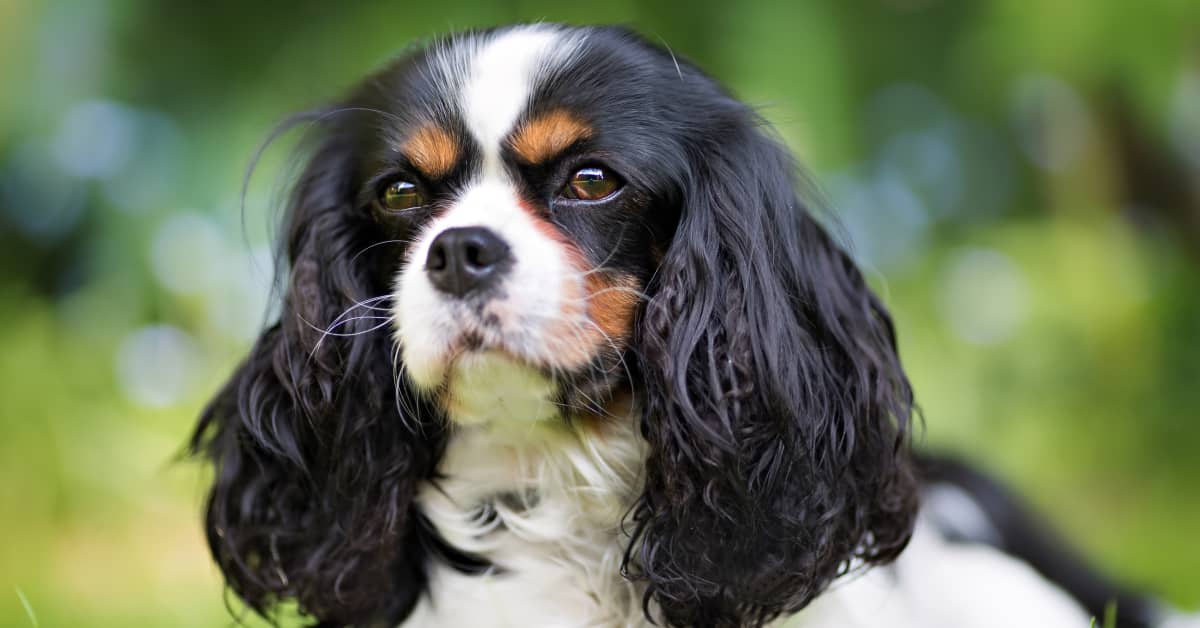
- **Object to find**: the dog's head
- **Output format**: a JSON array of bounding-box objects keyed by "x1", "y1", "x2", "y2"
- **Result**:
[{"x1": 193, "y1": 24, "x2": 918, "y2": 627}]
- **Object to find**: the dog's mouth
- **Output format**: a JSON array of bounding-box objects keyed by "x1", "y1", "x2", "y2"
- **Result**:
[
  {"x1": 398, "y1": 309, "x2": 637, "y2": 428},
  {"x1": 396, "y1": 293, "x2": 606, "y2": 389}
]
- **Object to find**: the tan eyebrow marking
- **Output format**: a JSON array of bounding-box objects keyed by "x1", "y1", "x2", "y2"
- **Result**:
[
  {"x1": 403, "y1": 125, "x2": 459, "y2": 178},
  {"x1": 510, "y1": 110, "x2": 593, "y2": 164}
]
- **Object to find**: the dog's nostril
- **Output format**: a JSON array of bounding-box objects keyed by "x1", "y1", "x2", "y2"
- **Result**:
[
  {"x1": 427, "y1": 243, "x2": 448, "y2": 271},
  {"x1": 464, "y1": 242, "x2": 485, "y2": 269},
  {"x1": 425, "y1": 227, "x2": 512, "y2": 297}
]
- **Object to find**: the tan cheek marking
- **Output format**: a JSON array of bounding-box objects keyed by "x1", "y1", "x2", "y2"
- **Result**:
[
  {"x1": 510, "y1": 110, "x2": 592, "y2": 164},
  {"x1": 403, "y1": 125, "x2": 458, "y2": 178},
  {"x1": 513, "y1": 202, "x2": 642, "y2": 370},
  {"x1": 578, "y1": 388, "x2": 635, "y2": 429},
  {"x1": 505, "y1": 204, "x2": 594, "y2": 368},
  {"x1": 585, "y1": 272, "x2": 641, "y2": 341}
]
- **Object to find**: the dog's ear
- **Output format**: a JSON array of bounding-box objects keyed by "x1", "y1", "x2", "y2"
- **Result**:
[
  {"x1": 629, "y1": 115, "x2": 919, "y2": 627},
  {"x1": 191, "y1": 119, "x2": 444, "y2": 626}
]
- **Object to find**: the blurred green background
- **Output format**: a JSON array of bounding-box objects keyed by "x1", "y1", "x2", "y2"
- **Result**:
[{"x1": 1, "y1": 0, "x2": 1197, "y2": 626}]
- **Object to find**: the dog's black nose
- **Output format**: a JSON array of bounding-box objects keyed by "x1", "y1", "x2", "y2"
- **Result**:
[{"x1": 425, "y1": 227, "x2": 512, "y2": 297}]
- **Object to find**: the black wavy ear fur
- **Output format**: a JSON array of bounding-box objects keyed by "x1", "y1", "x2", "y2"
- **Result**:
[
  {"x1": 190, "y1": 120, "x2": 444, "y2": 626},
  {"x1": 628, "y1": 111, "x2": 919, "y2": 627}
]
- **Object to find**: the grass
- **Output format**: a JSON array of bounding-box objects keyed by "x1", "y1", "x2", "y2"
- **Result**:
[
  {"x1": 1090, "y1": 601, "x2": 1117, "y2": 628},
  {"x1": 14, "y1": 587, "x2": 37, "y2": 628}
]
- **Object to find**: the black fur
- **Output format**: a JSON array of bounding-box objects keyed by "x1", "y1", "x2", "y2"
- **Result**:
[
  {"x1": 191, "y1": 125, "x2": 449, "y2": 625},
  {"x1": 193, "y1": 25, "x2": 919, "y2": 628},
  {"x1": 625, "y1": 90, "x2": 918, "y2": 627}
]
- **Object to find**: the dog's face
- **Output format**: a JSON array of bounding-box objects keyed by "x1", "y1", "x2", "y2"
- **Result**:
[
  {"x1": 374, "y1": 27, "x2": 676, "y2": 423},
  {"x1": 194, "y1": 24, "x2": 918, "y2": 628}
]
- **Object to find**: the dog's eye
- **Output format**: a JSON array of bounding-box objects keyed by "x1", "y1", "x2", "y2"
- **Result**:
[
  {"x1": 380, "y1": 180, "x2": 424, "y2": 211},
  {"x1": 561, "y1": 167, "x2": 621, "y2": 201}
]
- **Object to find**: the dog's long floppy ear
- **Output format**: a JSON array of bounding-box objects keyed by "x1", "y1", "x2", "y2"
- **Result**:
[
  {"x1": 190, "y1": 119, "x2": 444, "y2": 626},
  {"x1": 629, "y1": 115, "x2": 919, "y2": 627}
]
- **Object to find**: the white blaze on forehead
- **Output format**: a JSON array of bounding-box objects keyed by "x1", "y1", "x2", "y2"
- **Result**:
[
  {"x1": 394, "y1": 27, "x2": 585, "y2": 420},
  {"x1": 461, "y1": 26, "x2": 576, "y2": 178}
]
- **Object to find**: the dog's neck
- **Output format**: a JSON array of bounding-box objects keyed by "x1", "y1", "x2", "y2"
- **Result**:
[{"x1": 409, "y1": 389, "x2": 649, "y2": 626}]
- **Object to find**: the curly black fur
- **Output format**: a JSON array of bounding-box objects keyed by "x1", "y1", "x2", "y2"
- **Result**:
[
  {"x1": 625, "y1": 104, "x2": 918, "y2": 628},
  {"x1": 190, "y1": 127, "x2": 449, "y2": 625}
]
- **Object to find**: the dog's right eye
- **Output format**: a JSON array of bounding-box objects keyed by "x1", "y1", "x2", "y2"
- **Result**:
[{"x1": 380, "y1": 180, "x2": 424, "y2": 212}]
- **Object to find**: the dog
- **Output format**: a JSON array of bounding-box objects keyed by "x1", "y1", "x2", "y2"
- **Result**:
[{"x1": 192, "y1": 23, "x2": 1195, "y2": 628}]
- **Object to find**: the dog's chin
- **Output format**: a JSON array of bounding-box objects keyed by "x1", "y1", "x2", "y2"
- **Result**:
[{"x1": 406, "y1": 343, "x2": 561, "y2": 427}]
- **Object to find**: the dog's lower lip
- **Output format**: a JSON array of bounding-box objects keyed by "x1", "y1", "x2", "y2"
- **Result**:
[
  {"x1": 444, "y1": 341, "x2": 544, "y2": 376},
  {"x1": 455, "y1": 346, "x2": 518, "y2": 364},
  {"x1": 446, "y1": 339, "x2": 509, "y2": 366},
  {"x1": 461, "y1": 332, "x2": 485, "y2": 351}
]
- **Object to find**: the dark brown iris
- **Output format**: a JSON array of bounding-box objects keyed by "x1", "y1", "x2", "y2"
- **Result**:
[
  {"x1": 380, "y1": 180, "x2": 423, "y2": 211},
  {"x1": 563, "y1": 166, "x2": 620, "y2": 201}
]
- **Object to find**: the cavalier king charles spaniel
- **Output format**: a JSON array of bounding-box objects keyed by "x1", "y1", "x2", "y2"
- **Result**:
[{"x1": 192, "y1": 23, "x2": 1196, "y2": 628}]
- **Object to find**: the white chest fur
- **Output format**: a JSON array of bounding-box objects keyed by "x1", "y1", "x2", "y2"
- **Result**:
[
  {"x1": 404, "y1": 412, "x2": 649, "y2": 628},
  {"x1": 403, "y1": 421, "x2": 1094, "y2": 628}
]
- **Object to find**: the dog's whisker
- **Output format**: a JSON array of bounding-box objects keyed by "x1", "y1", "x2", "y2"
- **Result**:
[
  {"x1": 300, "y1": 314, "x2": 396, "y2": 361},
  {"x1": 323, "y1": 295, "x2": 396, "y2": 329},
  {"x1": 351, "y1": 239, "x2": 413, "y2": 265},
  {"x1": 559, "y1": 285, "x2": 653, "y2": 305}
]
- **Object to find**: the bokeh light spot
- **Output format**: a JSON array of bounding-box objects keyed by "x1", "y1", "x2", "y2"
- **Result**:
[
  {"x1": 1169, "y1": 71, "x2": 1200, "y2": 171},
  {"x1": 1011, "y1": 75, "x2": 1091, "y2": 172},
  {"x1": 939, "y1": 247, "x2": 1030, "y2": 345},
  {"x1": 150, "y1": 212, "x2": 229, "y2": 296},
  {"x1": 52, "y1": 100, "x2": 139, "y2": 180},
  {"x1": 114, "y1": 325, "x2": 201, "y2": 408}
]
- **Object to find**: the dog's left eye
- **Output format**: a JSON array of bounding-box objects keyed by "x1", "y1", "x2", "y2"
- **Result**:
[
  {"x1": 379, "y1": 180, "x2": 424, "y2": 211},
  {"x1": 560, "y1": 167, "x2": 621, "y2": 201}
]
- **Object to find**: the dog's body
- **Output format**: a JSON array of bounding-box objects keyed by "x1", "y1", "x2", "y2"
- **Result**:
[
  {"x1": 192, "y1": 24, "x2": 1193, "y2": 628},
  {"x1": 405, "y1": 404, "x2": 1091, "y2": 628}
]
